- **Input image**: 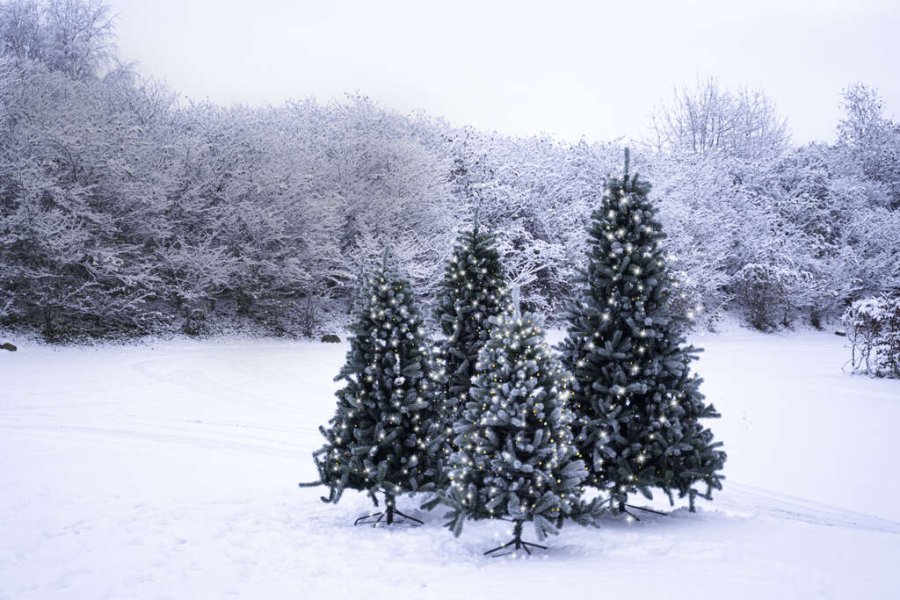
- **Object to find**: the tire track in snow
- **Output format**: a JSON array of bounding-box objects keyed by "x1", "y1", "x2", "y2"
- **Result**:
[
  {"x1": 721, "y1": 482, "x2": 900, "y2": 535},
  {"x1": 127, "y1": 352, "x2": 295, "y2": 411},
  {"x1": 4, "y1": 423, "x2": 898, "y2": 535},
  {"x1": 0, "y1": 423, "x2": 308, "y2": 461}
]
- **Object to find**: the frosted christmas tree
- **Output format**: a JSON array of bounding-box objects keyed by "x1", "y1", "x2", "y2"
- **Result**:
[
  {"x1": 301, "y1": 252, "x2": 443, "y2": 525},
  {"x1": 433, "y1": 214, "x2": 511, "y2": 459},
  {"x1": 442, "y1": 302, "x2": 587, "y2": 554},
  {"x1": 560, "y1": 150, "x2": 726, "y2": 516}
]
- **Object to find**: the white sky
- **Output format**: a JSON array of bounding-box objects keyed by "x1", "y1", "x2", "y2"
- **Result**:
[{"x1": 106, "y1": 0, "x2": 898, "y2": 145}]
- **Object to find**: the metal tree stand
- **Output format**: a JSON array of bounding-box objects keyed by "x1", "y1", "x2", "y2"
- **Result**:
[
  {"x1": 618, "y1": 501, "x2": 667, "y2": 521},
  {"x1": 484, "y1": 520, "x2": 547, "y2": 557},
  {"x1": 353, "y1": 493, "x2": 423, "y2": 527}
]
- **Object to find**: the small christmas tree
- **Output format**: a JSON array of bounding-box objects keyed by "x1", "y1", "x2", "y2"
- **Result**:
[
  {"x1": 435, "y1": 214, "x2": 511, "y2": 423},
  {"x1": 442, "y1": 306, "x2": 587, "y2": 555},
  {"x1": 301, "y1": 252, "x2": 442, "y2": 525},
  {"x1": 559, "y1": 150, "x2": 726, "y2": 516}
]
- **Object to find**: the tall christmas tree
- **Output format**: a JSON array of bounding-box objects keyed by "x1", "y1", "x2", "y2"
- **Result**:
[
  {"x1": 441, "y1": 307, "x2": 588, "y2": 555},
  {"x1": 434, "y1": 215, "x2": 511, "y2": 444},
  {"x1": 301, "y1": 252, "x2": 442, "y2": 525},
  {"x1": 559, "y1": 150, "x2": 726, "y2": 516}
]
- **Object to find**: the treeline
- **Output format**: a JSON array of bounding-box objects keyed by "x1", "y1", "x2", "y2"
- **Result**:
[{"x1": 1, "y1": 0, "x2": 898, "y2": 339}]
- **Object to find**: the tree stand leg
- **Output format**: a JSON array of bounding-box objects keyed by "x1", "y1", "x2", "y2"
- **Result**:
[
  {"x1": 617, "y1": 501, "x2": 667, "y2": 521},
  {"x1": 484, "y1": 520, "x2": 547, "y2": 557},
  {"x1": 353, "y1": 494, "x2": 424, "y2": 527},
  {"x1": 626, "y1": 503, "x2": 667, "y2": 516}
]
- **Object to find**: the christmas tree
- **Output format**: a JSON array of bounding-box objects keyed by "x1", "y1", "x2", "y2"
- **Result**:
[
  {"x1": 301, "y1": 252, "x2": 442, "y2": 525},
  {"x1": 435, "y1": 214, "x2": 511, "y2": 425},
  {"x1": 441, "y1": 307, "x2": 588, "y2": 555},
  {"x1": 559, "y1": 149, "x2": 726, "y2": 516}
]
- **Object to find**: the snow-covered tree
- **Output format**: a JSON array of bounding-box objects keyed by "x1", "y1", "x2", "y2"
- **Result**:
[
  {"x1": 432, "y1": 127, "x2": 622, "y2": 317},
  {"x1": 0, "y1": 57, "x2": 168, "y2": 337},
  {"x1": 1, "y1": 2, "x2": 898, "y2": 340},
  {"x1": 837, "y1": 83, "x2": 900, "y2": 209},
  {"x1": 651, "y1": 77, "x2": 789, "y2": 161},
  {"x1": 0, "y1": 0, "x2": 116, "y2": 79}
]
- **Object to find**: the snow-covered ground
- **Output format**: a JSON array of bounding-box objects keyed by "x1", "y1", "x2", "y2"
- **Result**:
[{"x1": 1, "y1": 329, "x2": 898, "y2": 599}]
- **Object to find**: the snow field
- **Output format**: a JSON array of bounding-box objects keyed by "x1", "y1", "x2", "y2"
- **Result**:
[{"x1": 1, "y1": 331, "x2": 898, "y2": 599}]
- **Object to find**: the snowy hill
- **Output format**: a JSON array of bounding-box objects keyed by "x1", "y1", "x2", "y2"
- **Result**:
[{"x1": 1, "y1": 330, "x2": 898, "y2": 599}]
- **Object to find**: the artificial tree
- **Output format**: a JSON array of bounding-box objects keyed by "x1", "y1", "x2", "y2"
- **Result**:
[
  {"x1": 301, "y1": 252, "x2": 443, "y2": 525},
  {"x1": 435, "y1": 215, "x2": 511, "y2": 422},
  {"x1": 559, "y1": 150, "x2": 726, "y2": 517},
  {"x1": 442, "y1": 308, "x2": 588, "y2": 554}
]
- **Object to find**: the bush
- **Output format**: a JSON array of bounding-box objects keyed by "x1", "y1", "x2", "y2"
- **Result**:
[
  {"x1": 730, "y1": 263, "x2": 806, "y2": 331},
  {"x1": 842, "y1": 297, "x2": 900, "y2": 378},
  {"x1": 182, "y1": 309, "x2": 208, "y2": 337}
]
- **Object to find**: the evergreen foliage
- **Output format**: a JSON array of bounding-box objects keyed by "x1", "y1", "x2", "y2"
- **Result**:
[
  {"x1": 305, "y1": 256, "x2": 443, "y2": 521},
  {"x1": 560, "y1": 151, "x2": 726, "y2": 513},
  {"x1": 441, "y1": 310, "x2": 588, "y2": 545},
  {"x1": 433, "y1": 218, "x2": 511, "y2": 464}
]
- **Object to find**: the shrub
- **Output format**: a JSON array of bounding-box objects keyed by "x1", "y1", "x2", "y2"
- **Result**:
[
  {"x1": 731, "y1": 263, "x2": 806, "y2": 331},
  {"x1": 842, "y1": 297, "x2": 900, "y2": 378}
]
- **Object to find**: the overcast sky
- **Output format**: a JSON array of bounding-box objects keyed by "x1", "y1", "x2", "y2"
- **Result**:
[{"x1": 106, "y1": 0, "x2": 898, "y2": 145}]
